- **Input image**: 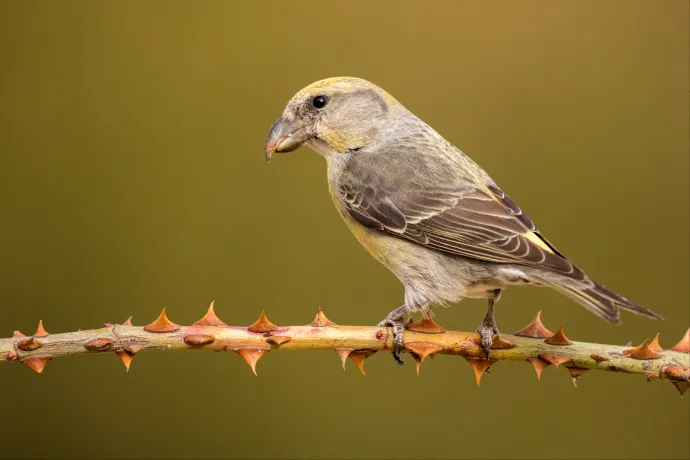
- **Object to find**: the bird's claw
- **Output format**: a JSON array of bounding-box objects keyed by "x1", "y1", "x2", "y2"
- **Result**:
[
  {"x1": 476, "y1": 321, "x2": 499, "y2": 359},
  {"x1": 378, "y1": 316, "x2": 406, "y2": 366}
]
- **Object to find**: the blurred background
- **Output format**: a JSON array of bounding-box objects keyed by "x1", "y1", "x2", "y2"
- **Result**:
[{"x1": 0, "y1": 1, "x2": 688, "y2": 459}]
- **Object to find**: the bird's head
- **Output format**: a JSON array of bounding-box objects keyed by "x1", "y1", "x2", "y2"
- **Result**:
[{"x1": 265, "y1": 77, "x2": 397, "y2": 161}]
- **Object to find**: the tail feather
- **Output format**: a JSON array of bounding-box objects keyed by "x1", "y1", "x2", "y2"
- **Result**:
[{"x1": 550, "y1": 280, "x2": 663, "y2": 324}]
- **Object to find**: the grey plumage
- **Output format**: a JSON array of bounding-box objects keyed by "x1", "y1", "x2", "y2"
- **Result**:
[{"x1": 265, "y1": 76, "x2": 661, "y2": 359}]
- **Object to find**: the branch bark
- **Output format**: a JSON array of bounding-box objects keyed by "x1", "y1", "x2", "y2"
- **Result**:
[{"x1": 1, "y1": 304, "x2": 688, "y2": 394}]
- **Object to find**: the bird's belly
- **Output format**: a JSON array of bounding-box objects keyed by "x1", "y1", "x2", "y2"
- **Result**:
[{"x1": 341, "y1": 213, "x2": 500, "y2": 306}]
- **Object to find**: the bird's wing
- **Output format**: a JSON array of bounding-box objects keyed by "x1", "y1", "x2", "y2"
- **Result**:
[{"x1": 338, "y1": 179, "x2": 587, "y2": 281}]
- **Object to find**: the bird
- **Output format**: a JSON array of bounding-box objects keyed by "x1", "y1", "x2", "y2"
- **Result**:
[{"x1": 264, "y1": 76, "x2": 661, "y2": 364}]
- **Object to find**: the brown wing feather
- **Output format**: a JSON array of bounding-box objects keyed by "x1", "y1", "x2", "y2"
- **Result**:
[{"x1": 339, "y1": 182, "x2": 586, "y2": 281}]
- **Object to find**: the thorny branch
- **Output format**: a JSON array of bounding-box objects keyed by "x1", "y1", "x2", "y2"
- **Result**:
[{"x1": 1, "y1": 303, "x2": 688, "y2": 395}]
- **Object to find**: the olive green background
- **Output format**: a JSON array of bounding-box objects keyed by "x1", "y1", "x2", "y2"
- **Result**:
[{"x1": 0, "y1": 1, "x2": 688, "y2": 459}]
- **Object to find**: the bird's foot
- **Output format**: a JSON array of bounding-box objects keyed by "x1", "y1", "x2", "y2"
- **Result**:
[
  {"x1": 377, "y1": 309, "x2": 407, "y2": 366},
  {"x1": 476, "y1": 317, "x2": 499, "y2": 359}
]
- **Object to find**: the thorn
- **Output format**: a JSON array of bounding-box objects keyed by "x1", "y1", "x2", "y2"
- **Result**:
[
  {"x1": 247, "y1": 311, "x2": 278, "y2": 333},
  {"x1": 232, "y1": 346, "x2": 269, "y2": 375},
  {"x1": 266, "y1": 335, "x2": 291, "y2": 346},
  {"x1": 474, "y1": 335, "x2": 516, "y2": 350},
  {"x1": 117, "y1": 351, "x2": 134, "y2": 372},
  {"x1": 7, "y1": 351, "x2": 17, "y2": 361},
  {"x1": 84, "y1": 338, "x2": 114, "y2": 352},
  {"x1": 515, "y1": 311, "x2": 553, "y2": 339},
  {"x1": 544, "y1": 324, "x2": 573, "y2": 346},
  {"x1": 183, "y1": 334, "x2": 215, "y2": 346},
  {"x1": 117, "y1": 343, "x2": 143, "y2": 371},
  {"x1": 646, "y1": 374, "x2": 659, "y2": 382},
  {"x1": 405, "y1": 342, "x2": 443, "y2": 361},
  {"x1": 407, "y1": 315, "x2": 446, "y2": 334},
  {"x1": 311, "y1": 307, "x2": 337, "y2": 327},
  {"x1": 143, "y1": 308, "x2": 181, "y2": 333},
  {"x1": 335, "y1": 348, "x2": 353, "y2": 370},
  {"x1": 527, "y1": 358, "x2": 549, "y2": 380},
  {"x1": 663, "y1": 365, "x2": 690, "y2": 381},
  {"x1": 194, "y1": 301, "x2": 227, "y2": 327},
  {"x1": 16, "y1": 337, "x2": 44, "y2": 352},
  {"x1": 405, "y1": 342, "x2": 443, "y2": 374},
  {"x1": 464, "y1": 357, "x2": 494, "y2": 386},
  {"x1": 126, "y1": 344, "x2": 144, "y2": 354},
  {"x1": 567, "y1": 368, "x2": 588, "y2": 388},
  {"x1": 23, "y1": 355, "x2": 52, "y2": 374},
  {"x1": 411, "y1": 353, "x2": 422, "y2": 375},
  {"x1": 492, "y1": 335, "x2": 516, "y2": 349},
  {"x1": 538, "y1": 353, "x2": 572, "y2": 369},
  {"x1": 648, "y1": 333, "x2": 663, "y2": 353},
  {"x1": 672, "y1": 381, "x2": 689, "y2": 396},
  {"x1": 104, "y1": 323, "x2": 113, "y2": 328},
  {"x1": 34, "y1": 320, "x2": 49, "y2": 338},
  {"x1": 591, "y1": 353, "x2": 609, "y2": 362},
  {"x1": 348, "y1": 350, "x2": 375, "y2": 375},
  {"x1": 670, "y1": 329, "x2": 690, "y2": 353},
  {"x1": 123, "y1": 316, "x2": 134, "y2": 327},
  {"x1": 623, "y1": 340, "x2": 662, "y2": 360},
  {"x1": 13, "y1": 330, "x2": 26, "y2": 338}
]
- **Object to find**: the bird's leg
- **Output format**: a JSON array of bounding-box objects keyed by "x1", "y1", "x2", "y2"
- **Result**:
[
  {"x1": 377, "y1": 305, "x2": 408, "y2": 366},
  {"x1": 476, "y1": 289, "x2": 502, "y2": 359}
]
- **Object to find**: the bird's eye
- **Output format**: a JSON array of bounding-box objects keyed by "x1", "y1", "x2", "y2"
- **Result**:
[{"x1": 312, "y1": 95, "x2": 328, "y2": 109}]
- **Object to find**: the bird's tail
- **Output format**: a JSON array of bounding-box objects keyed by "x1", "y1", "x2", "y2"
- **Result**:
[{"x1": 548, "y1": 279, "x2": 663, "y2": 324}]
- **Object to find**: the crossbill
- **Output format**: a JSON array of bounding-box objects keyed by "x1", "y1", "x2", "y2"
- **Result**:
[{"x1": 265, "y1": 77, "x2": 661, "y2": 364}]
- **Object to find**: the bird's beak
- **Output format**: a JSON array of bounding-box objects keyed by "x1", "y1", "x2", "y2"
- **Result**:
[{"x1": 264, "y1": 116, "x2": 310, "y2": 162}]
